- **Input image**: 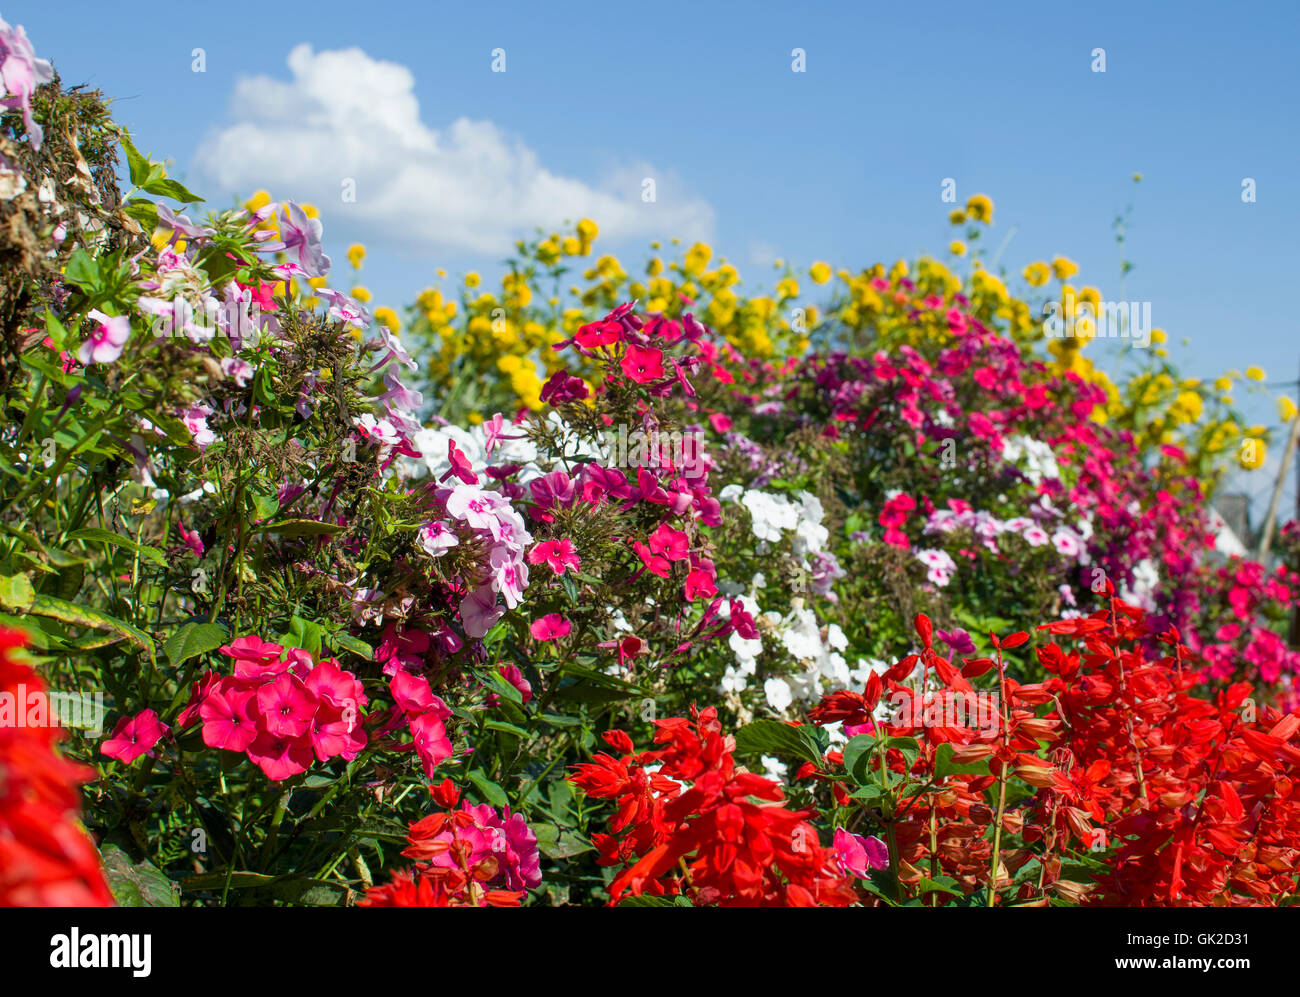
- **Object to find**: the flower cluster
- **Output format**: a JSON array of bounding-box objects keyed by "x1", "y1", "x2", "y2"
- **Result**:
[
  {"x1": 570, "y1": 707, "x2": 857, "y2": 906},
  {"x1": 362, "y1": 782, "x2": 540, "y2": 907},
  {"x1": 0, "y1": 628, "x2": 112, "y2": 905},
  {"x1": 173, "y1": 637, "x2": 368, "y2": 781}
]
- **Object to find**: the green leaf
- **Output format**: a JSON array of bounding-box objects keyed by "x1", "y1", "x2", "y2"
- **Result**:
[
  {"x1": 279, "y1": 616, "x2": 324, "y2": 656},
  {"x1": 250, "y1": 493, "x2": 280, "y2": 523},
  {"x1": 44, "y1": 310, "x2": 69, "y2": 352},
  {"x1": 100, "y1": 845, "x2": 181, "y2": 907},
  {"x1": 180, "y1": 870, "x2": 275, "y2": 892},
  {"x1": 26, "y1": 594, "x2": 154, "y2": 659},
  {"x1": 917, "y1": 876, "x2": 963, "y2": 897},
  {"x1": 842, "y1": 734, "x2": 878, "y2": 785},
  {"x1": 270, "y1": 878, "x2": 348, "y2": 906},
  {"x1": 118, "y1": 131, "x2": 151, "y2": 187},
  {"x1": 67, "y1": 527, "x2": 166, "y2": 567},
  {"x1": 63, "y1": 249, "x2": 100, "y2": 292},
  {"x1": 141, "y1": 176, "x2": 204, "y2": 204},
  {"x1": 617, "y1": 894, "x2": 693, "y2": 907},
  {"x1": 866, "y1": 865, "x2": 900, "y2": 903},
  {"x1": 540, "y1": 712, "x2": 584, "y2": 727},
  {"x1": 483, "y1": 669, "x2": 523, "y2": 704},
  {"x1": 124, "y1": 199, "x2": 158, "y2": 228},
  {"x1": 328, "y1": 631, "x2": 373, "y2": 660},
  {"x1": 485, "y1": 719, "x2": 530, "y2": 737},
  {"x1": 933, "y1": 742, "x2": 992, "y2": 779},
  {"x1": 466, "y1": 769, "x2": 509, "y2": 807},
  {"x1": 164, "y1": 622, "x2": 229, "y2": 668},
  {"x1": 0, "y1": 572, "x2": 35, "y2": 612},
  {"x1": 850, "y1": 783, "x2": 885, "y2": 803},
  {"x1": 533, "y1": 822, "x2": 594, "y2": 860},
  {"x1": 732, "y1": 719, "x2": 824, "y2": 765},
  {"x1": 883, "y1": 736, "x2": 921, "y2": 772},
  {"x1": 256, "y1": 519, "x2": 346, "y2": 537}
]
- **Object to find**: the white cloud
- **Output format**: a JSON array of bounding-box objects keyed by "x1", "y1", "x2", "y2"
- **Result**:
[{"x1": 192, "y1": 44, "x2": 713, "y2": 255}]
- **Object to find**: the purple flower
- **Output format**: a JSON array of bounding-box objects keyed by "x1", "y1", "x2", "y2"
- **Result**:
[
  {"x1": 317, "y1": 286, "x2": 371, "y2": 329},
  {"x1": 462, "y1": 803, "x2": 542, "y2": 892},
  {"x1": 936, "y1": 627, "x2": 977, "y2": 656},
  {"x1": 0, "y1": 16, "x2": 53, "y2": 149},
  {"x1": 528, "y1": 469, "x2": 576, "y2": 519},
  {"x1": 155, "y1": 203, "x2": 211, "y2": 240},
  {"x1": 262, "y1": 201, "x2": 331, "y2": 277},
  {"x1": 459, "y1": 586, "x2": 502, "y2": 639},
  {"x1": 833, "y1": 828, "x2": 890, "y2": 879},
  {"x1": 77, "y1": 309, "x2": 130, "y2": 365},
  {"x1": 538, "y1": 369, "x2": 588, "y2": 405}
]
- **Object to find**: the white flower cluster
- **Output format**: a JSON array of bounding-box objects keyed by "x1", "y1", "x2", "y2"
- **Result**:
[
  {"x1": 719, "y1": 485, "x2": 829, "y2": 553},
  {"x1": 399, "y1": 412, "x2": 603, "y2": 484},
  {"x1": 717, "y1": 592, "x2": 886, "y2": 716},
  {"x1": 1120, "y1": 558, "x2": 1160, "y2": 611},
  {"x1": 1000, "y1": 434, "x2": 1060, "y2": 485}
]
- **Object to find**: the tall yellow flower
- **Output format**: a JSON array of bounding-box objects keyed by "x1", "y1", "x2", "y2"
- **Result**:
[
  {"x1": 1023, "y1": 262, "x2": 1050, "y2": 287},
  {"x1": 965, "y1": 194, "x2": 993, "y2": 224},
  {"x1": 1051, "y1": 256, "x2": 1079, "y2": 280}
]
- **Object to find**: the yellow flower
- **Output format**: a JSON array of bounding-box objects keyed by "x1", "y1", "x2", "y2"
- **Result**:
[
  {"x1": 948, "y1": 209, "x2": 966, "y2": 225},
  {"x1": 684, "y1": 242, "x2": 712, "y2": 276},
  {"x1": 577, "y1": 218, "x2": 598, "y2": 243},
  {"x1": 1213, "y1": 376, "x2": 1232, "y2": 392},
  {"x1": 492, "y1": 321, "x2": 519, "y2": 348},
  {"x1": 776, "y1": 276, "x2": 799, "y2": 299},
  {"x1": 1051, "y1": 256, "x2": 1079, "y2": 280},
  {"x1": 1246, "y1": 366, "x2": 1265, "y2": 381},
  {"x1": 1023, "y1": 262, "x2": 1050, "y2": 287},
  {"x1": 949, "y1": 240, "x2": 966, "y2": 256},
  {"x1": 373, "y1": 307, "x2": 400, "y2": 332},
  {"x1": 1239, "y1": 436, "x2": 1267, "y2": 470},
  {"x1": 809, "y1": 261, "x2": 831, "y2": 284},
  {"x1": 965, "y1": 194, "x2": 993, "y2": 224},
  {"x1": 1169, "y1": 390, "x2": 1204, "y2": 424},
  {"x1": 465, "y1": 272, "x2": 481, "y2": 289},
  {"x1": 467, "y1": 412, "x2": 483, "y2": 426},
  {"x1": 536, "y1": 237, "x2": 561, "y2": 264},
  {"x1": 502, "y1": 272, "x2": 532, "y2": 307},
  {"x1": 1150, "y1": 329, "x2": 1167, "y2": 344},
  {"x1": 244, "y1": 189, "x2": 271, "y2": 213},
  {"x1": 1279, "y1": 397, "x2": 1299, "y2": 423},
  {"x1": 562, "y1": 236, "x2": 582, "y2": 255},
  {"x1": 347, "y1": 244, "x2": 365, "y2": 268}
]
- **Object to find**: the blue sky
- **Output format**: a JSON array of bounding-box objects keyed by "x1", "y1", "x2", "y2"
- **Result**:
[{"x1": 12, "y1": 0, "x2": 1300, "y2": 510}]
